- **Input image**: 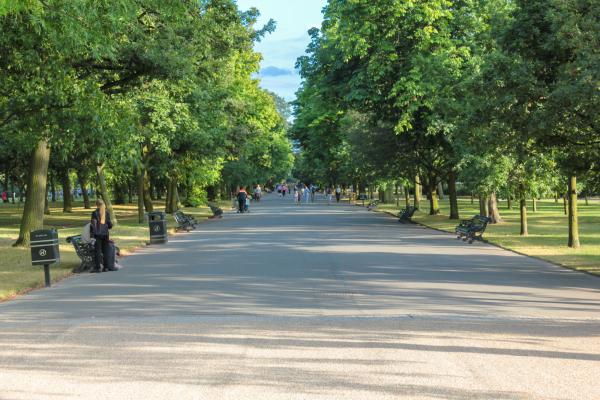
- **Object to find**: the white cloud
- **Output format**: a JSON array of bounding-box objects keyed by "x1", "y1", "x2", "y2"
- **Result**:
[{"x1": 236, "y1": 0, "x2": 326, "y2": 101}]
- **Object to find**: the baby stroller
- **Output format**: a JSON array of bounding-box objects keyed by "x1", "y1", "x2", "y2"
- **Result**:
[{"x1": 244, "y1": 197, "x2": 250, "y2": 213}]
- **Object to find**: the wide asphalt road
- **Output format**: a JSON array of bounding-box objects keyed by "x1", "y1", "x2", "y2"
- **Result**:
[{"x1": 1, "y1": 194, "x2": 599, "y2": 399}]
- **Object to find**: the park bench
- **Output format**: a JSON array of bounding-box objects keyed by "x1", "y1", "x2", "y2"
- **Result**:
[
  {"x1": 398, "y1": 206, "x2": 417, "y2": 223},
  {"x1": 209, "y1": 203, "x2": 223, "y2": 219},
  {"x1": 66, "y1": 235, "x2": 96, "y2": 273},
  {"x1": 367, "y1": 200, "x2": 380, "y2": 211},
  {"x1": 66, "y1": 235, "x2": 120, "y2": 273},
  {"x1": 455, "y1": 215, "x2": 491, "y2": 243},
  {"x1": 173, "y1": 210, "x2": 197, "y2": 232}
]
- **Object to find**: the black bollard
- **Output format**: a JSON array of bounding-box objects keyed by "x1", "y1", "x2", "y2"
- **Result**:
[{"x1": 44, "y1": 264, "x2": 51, "y2": 287}]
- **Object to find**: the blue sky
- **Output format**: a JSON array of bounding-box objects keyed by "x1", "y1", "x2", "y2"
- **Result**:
[{"x1": 236, "y1": 0, "x2": 327, "y2": 102}]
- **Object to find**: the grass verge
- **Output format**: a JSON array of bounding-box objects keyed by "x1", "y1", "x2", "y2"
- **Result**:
[
  {"x1": 374, "y1": 197, "x2": 600, "y2": 277},
  {"x1": 0, "y1": 200, "x2": 226, "y2": 301}
]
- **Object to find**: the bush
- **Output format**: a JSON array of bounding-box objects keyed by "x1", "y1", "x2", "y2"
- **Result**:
[{"x1": 182, "y1": 187, "x2": 207, "y2": 208}]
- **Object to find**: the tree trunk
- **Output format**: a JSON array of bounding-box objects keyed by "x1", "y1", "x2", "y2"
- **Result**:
[
  {"x1": 165, "y1": 177, "x2": 172, "y2": 213},
  {"x1": 44, "y1": 182, "x2": 50, "y2": 215},
  {"x1": 150, "y1": 183, "x2": 156, "y2": 201},
  {"x1": 96, "y1": 163, "x2": 117, "y2": 226},
  {"x1": 15, "y1": 139, "x2": 50, "y2": 246},
  {"x1": 437, "y1": 182, "x2": 444, "y2": 200},
  {"x1": 404, "y1": 185, "x2": 410, "y2": 208},
  {"x1": 384, "y1": 185, "x2": 393, "y2": 203},
  {"x1": 165, "y1": 176, "x2": 179, "y2": 213},
  {"x1": 61, "y1": 169, "x2": 72, "y2": 213},
  {"x1": 568, "y1": 175, "x2": 580, "y2": 248},
  {"x1": 563, "y1": 194, "x2": 567, "y2": 215},
  {"x1": 478, "y1": 196, "x2": 489, "y2": 217},
  {"x1": 10, "y1": 178, "x2": 15, "y2": 203},
  {"x1": 555, "y1": 192, "x2": 559, "y2": 203},
  {"x1": 507, "y1": 196, "x2": 512, "y2": 210},
  {"x1": 174, "y1": 181, "x2": 180, "y2": 209},
  {"x1": 143, "y1": 169, "x2": 153, "y2": 212},
  {"x1": 128, "y1": 179, "x2": 134, "y2": 204},
  {"x1": 532, "y1": 198, "x2": 537, "y2": 213},
  {"x1": 428, "y1": 175, "x2": 440, "y2": 215},
  {"x1": 470, "y1": 193, "x2": 474, "y2": 204},
  {"x1": 50, "y1": 173, "x2": 56, "y2": 202},
  {"x1": 448, "y1": 171, "x2": 459, "y2": 220},
  {"x1": 137, "y1": 170, "x2": 145, "y2": 224},
  {"x1": 414, "y1": 175, "x2": 421, "y2": 210},
  {"x1": 2, "y1": 165, "x2": 8, "y2": 193},
  {"x1": 520, "y1": 198, "x2": 528, "y2": 236},
  {"x1": 488, "y1": 192, "x2": 502, "y2": 224},
  {"x1": 78, "y1": 172, "x2": 90, "y2": 209},
  {"x1": 519, "y1": 184, "x2": 528, "y2": 236},
  {"x1": 113, "y1": 182, "x2": 126, "y2": 205}
]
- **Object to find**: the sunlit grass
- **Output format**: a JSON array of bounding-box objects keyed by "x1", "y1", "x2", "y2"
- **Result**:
[
  {"x1": 0, "y1": 199, "x2": 225, "y2": 301},
  {"x1": 377, "y1": 197, "x2": 600, "y2": 277}
]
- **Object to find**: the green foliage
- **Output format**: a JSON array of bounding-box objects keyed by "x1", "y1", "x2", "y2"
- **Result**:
[
  {"x1": 1, "y1": 0, "x2": 293, "y2": 235},
  {"x1": 292, "y1": 0, "x2": 597, "y2": 244}
]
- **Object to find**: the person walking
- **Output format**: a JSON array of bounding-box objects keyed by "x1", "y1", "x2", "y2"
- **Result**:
[
  {"x1": 253, "y1": 185, "x2": 262, "y2": 202},
  {"x1": 326, "y1": 187, "x2": 332, "y2": 205},
  {"x1": 335, "y1": 185, "x2": 342, "y2": 203},
  {"x1": 90, "y1": 199, "x2": 116, "y2": 273},
  {"x1": 237, "y1": 187, "x2": 248, "y2": 213},
  {"x1": 303, "y1": 185, "x2": 310, "y2": 204}
]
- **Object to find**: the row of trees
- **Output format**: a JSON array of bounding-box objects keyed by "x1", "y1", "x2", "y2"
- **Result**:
[
  {"x1": 291, "y1": 0, "x2": 599, "y2": 248},
  {"x1": 0, "y1": 0, "x2": 294, "y2": 246}
]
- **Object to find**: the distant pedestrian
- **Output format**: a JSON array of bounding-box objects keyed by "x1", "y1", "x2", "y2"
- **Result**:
[
  {"x1": 335, "y1": 186, "x2": 341, "y2": 203},
  {"x1": 253, "y1": 185, "x2": 262, "y2": 202},
  {"x1": 303, "y1": 185, "x2": 310, "y2": 204},
  {"x1": 237, "y1": 187, "x2": 248, "y2": 213},
  {"x1": 326, "y1": 187, "x2": 332, "y2": 205},
  {"x1": 1, "y1": 191, "x2": 7, "y2": 203}
]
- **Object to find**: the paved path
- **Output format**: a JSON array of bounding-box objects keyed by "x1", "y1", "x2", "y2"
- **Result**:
[{"x1": 1, "y1": 195, "x2": 599, "y2": 399}]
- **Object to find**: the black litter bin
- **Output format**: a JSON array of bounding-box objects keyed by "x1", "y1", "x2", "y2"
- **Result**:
[
  {"x1": 30, "y1": 229, "x2": 60, "y2": 265},
  {"x1": 148, "y1": 211, "x2": 168, "y2": 244},
  {"x1": 30, "y1": 229, "x2": 60, "y2": 287}
]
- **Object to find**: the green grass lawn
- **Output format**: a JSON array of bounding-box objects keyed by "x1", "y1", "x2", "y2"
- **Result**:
[
  {"x1": 376, "y1": 197, "x2": 600, "y2": 277},
  {"x1": 0, "y1": 200, "x2": 224, "y2": 301}
]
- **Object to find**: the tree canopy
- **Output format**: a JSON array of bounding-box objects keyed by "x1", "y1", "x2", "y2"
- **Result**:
[
  {"x1": 292, "y1": 0, "x2": 598, "y2": 248},
  {"x1": 0, "y1": 0, "x2": 294, "y2": 245}
]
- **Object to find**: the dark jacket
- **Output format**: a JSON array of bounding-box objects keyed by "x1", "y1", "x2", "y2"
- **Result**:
[{"x1": 91, "y1": 209, "x2": 112, "y2": 238}]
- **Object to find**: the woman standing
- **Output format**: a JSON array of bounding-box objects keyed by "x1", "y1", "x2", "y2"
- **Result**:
[{"x1": 91, "y1": 199, "x2": 116, "y2": 272}]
